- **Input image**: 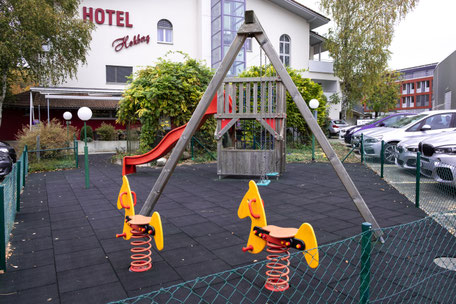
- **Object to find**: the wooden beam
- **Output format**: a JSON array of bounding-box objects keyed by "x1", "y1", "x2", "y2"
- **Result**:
[
  {"x1": 251, "y1": 14, "x2": 383, "y2": 240},
  {"x1": 215, "y1": 118, "x2": 239, "y2": 140},
  {"x1": 139, "y1": 31, "x2": 248, "y2": 216},
  {"x1": 257, "y1": 118, "x2": 281, "y2": 140}
]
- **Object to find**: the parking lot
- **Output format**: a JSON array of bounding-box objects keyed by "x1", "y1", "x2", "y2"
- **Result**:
[{"x1": 362, "y1": 155, "x2": 456, "y2": 233}]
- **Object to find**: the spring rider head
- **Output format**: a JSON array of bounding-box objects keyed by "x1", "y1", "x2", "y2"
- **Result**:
[
  {"x1": 116, "y1": 176, "x2": 164, "y2": 272},
  {"x1": 238, "y1": 180, "x2": 319, "y2": 292}
]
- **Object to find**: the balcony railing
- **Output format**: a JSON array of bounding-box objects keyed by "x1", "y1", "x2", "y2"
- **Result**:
[{"x1": 308, "y1": 60, "x2": 334, "y2": 73}]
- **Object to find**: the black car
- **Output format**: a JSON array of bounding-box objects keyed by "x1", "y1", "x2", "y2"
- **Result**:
[
  {"x1": 0, "y1": 141, "x2": 17, "y2": 163},
  {"x1": 0, "y1": 151, "x2": 13, "y2": 179}
]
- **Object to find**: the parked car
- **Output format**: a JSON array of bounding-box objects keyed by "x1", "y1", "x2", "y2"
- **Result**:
[
  {"x1": 344, "y1": 113, "x2": 415, "y2": 144},
  {"x1": 419, "y1": 131, "x2": 456, "y2": 186},
  {"x1": 0, "y1": 151, "x2": 13, "y2": 180},
  {"x1": 354, "y1": 110, "x2": 456, "y2": 163},
  {"x1": 339, "y1": 125, "x2": 355, "y2": 140},
  {"x1": 395, "y1": 135, "x2": 433, "y2": 169},
  {"x1": 328, "y1": 119, "x2": 349, "y2": 137},
  {"x1": 0, "y1": 141, "x2": 17, "y2": 163}
]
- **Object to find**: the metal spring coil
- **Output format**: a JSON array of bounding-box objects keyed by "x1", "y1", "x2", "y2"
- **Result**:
[
  {"x1": 130, "y1": 228, "x2": 152, "y2": 272},
  {"x1": 265, "y1": 241, "x2": 290, "y2": 292}
]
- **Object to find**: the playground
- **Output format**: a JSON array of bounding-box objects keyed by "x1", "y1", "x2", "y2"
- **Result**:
[
  {"x1": 0, "y1": 153, "x2": 436, "y2": 303},
  {"x1": 1, "y1": 11, "x2": 455, "y2": 303}
]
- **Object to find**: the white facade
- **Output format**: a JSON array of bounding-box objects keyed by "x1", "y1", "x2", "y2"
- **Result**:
[{"x1": 62, "y1": 0, "x2": 340, "y2": 118}]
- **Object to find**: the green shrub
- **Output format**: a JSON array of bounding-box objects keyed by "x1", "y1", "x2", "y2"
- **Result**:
[
  {"x1": 80, "y1": 125, "x2": 93, "y2": 141},
  {"x1": 95, "y1": 123, "x2": 116, "y2": 140},
  {"x1": 117, "y1": 52, "x2": 215, "y2": 152},
  {"x1": 15, "y1": 119, "x2": 75, "y2": 161}
]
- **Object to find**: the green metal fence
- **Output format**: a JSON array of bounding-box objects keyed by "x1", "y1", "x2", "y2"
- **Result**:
[
  {"x1": 27, "y1": 138, "x2": 78, "y2": 172},
  {"x1": 1, "y1": 146, "x2": 28, "y2": 271},
  {"x1": 109, "y1": 213, "x2": 455, "y2": 303},
  {"x1": 360, "y1": 136, "x2": 456, "y2": 226}
]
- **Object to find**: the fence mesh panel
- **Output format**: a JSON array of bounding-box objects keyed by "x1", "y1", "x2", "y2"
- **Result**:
[
  {"x1": 361, "y1": 136, "x2": 456, "y2": 231},
  {"x1": 109, "y1": 213, "x2": 456, "y2": 304},
  {"x1": 2, "y1": 163, "x2": 18, "y2": 248}
]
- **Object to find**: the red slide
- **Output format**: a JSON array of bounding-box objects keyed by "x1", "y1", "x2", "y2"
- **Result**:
[{"x1": 122, "y1": 95, "x2": 220, "y2": 175}]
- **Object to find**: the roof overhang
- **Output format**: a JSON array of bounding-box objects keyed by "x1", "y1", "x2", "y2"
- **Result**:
[
  {"x1": 266, "y1": 0, "x2": 330, "y2": 29},
  {"x1": 310, "y1": 31, "x2": 327, "y2": 52},
  {"x1": 44, "y1": 95, "x2": 122, "y2": 101},
  {"x1": 30, "y1": 86, "x2": 124, "y2": 96}
]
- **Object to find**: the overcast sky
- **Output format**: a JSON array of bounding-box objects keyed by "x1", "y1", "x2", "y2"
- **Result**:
[{"x1": 302, "y1": 0, "x2": 456, "y2": 70}]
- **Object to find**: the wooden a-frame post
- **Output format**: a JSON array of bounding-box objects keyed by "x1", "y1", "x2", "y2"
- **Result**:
[{"x1": 139, "y1": 11, "x2": 383, "y2": 240}]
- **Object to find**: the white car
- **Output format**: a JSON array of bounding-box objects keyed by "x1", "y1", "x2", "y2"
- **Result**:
[
  {"x1": 353, "y1": 110, "x2": 456, "y2": 163},
  {"x1": 420, "y1": 131, "x2": 456, "y2": 186}
]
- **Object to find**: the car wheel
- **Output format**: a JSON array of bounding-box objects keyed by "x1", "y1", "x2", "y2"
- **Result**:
[{"x1": 384, "y1": 142, "x2": 398, "y2": 164}]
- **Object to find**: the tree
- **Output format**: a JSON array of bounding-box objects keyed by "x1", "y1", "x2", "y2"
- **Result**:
[
  {"x1": 0, "y1": 0, "x2": 93, "y2": 127},
  {"x1": 117, "y1": 53, "x2": 214, "y2": 152},
  {"x1": 239, "y1": 65, "x2": 328, "y2": 144},
  {"x1": 320, "y1": 0, "x2": 418, "y2": 118},
  {"x1": 365, "y1": 71, "x2": 401, "y2": 117}
]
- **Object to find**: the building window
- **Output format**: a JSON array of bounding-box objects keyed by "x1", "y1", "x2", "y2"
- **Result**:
[
  {"x1": 157, "y1": 19, "x2": 173, "y2": 43},
  {"x1": 416, "y1": 94, "x2": 430, "y2": 107},
  {"x1": 279, "y1": 34, "x2": 290, "y2": 66},
  {"x1": 92, "y1": 110, "x2": 116, "y2": 119},
  {"x1": 211, "y1": 0, "x2": 246, "y2": 76},
  {"x1": 106, "y1": 65, "x2": 132, "y2": 84}
]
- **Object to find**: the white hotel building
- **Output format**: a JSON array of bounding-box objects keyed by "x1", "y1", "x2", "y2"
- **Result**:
[{"x1": 1, "y1": 0, "x2": 341, "y2": 140}]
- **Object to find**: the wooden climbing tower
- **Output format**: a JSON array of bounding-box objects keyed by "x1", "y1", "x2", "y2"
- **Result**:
[{"x1": 215, "y1": 77, "x2": 286, "y2": 177}]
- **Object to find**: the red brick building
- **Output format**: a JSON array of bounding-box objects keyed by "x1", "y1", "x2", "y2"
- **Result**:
[{"x1": 395, "y1": 63, "x2": 437, "y2": 113}]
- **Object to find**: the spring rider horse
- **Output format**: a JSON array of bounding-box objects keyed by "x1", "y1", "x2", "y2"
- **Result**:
[
  {"x1": 116, "y1": 176, "x2": 164, "y2": 272},
  {"x1": 238, "y1": 180, "x2": 319, "y2": 292}
]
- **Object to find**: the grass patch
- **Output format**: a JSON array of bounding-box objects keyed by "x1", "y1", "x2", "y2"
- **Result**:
[
  {"x1": 287, "y1": 141, "x2": 359, "y2": 163},
  {"x1": 113, "y1": 140, "x2": 359, "y2": 167},
  {"x1": 29, "y1": 158, "x2": 76, "y2": 173}
]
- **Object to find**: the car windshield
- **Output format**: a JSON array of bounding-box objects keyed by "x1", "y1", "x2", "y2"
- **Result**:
[
  {"x1": 333, "y1": 120, "x2": 346, "y2": 124},
  {"x1": 390, "y1": 114, "x2": 428, "y2": 128},
  {"x1": 359, "y1": 116, "x2": 385, "y2": 126}
]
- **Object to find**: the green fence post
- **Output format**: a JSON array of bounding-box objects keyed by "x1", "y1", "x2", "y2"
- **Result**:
[
  {"x1": 415, "y1": 151, "x2": 421, "y2": 208},
  {"x1": 380, "y1": 140, "x2": 385, "y2": 178},
  {"x1": 74, "y1": 139, "x2": 79, "y2": 168},
  {"x1": 360, "y1": 134, "x2": 364, "y2": 163},
  {"x1": 360, "y1": 222, "x2": 372, "y2": 304},
  {"x1": 24, "y1": 145, "x2": 28, "y2": 178},
  {"x1": 84, "y1": 122, "x2": 89, "y2": 189},
  {"x1": 191, "y1": 137, "x2": 194, "y2": 161},
  {"x1": 0, "y1": 185, "x2": 5, "y2": 271},
  {"x1": 16, "y1": 160, "x2": 21, "y2": 212}
]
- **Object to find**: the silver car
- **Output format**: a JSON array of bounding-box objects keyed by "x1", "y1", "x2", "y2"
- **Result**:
[
  {"x1": 419, "y1": 131, "x2": 456, "y2": 186},
  {"x1": 328, "y1": 120, "x2": 349, "y2": 138},
  {"x1": 354, "y1": 110, "x2": 456, "y2": 163},
  {"x1": 396, "y1": 136, "x2": 432, "y2": 169}
]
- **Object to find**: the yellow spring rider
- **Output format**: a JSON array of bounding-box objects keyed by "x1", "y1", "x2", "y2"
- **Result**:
[
  {"x1": 116, "y1": 176, "x2": 164, "y2": 272},
  {"x1": 238, "y1": 180, "x2": 319, "y2": 292}
]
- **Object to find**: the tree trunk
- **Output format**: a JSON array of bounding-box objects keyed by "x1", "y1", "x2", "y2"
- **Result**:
[
  {"x1": 340, "y1": 95, "x2": 348, "y2": 120},
  {"x1": 0, "y1": 74, "x2": 7, "y2": 129}
]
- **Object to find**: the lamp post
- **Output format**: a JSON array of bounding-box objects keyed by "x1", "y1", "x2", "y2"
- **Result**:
[
  {"x1": 77, "y1": 107, "x2": 92, "y2": 189},
  {"x1": 309, "y1": 99, "x2": 320, "y2": 162},
  {"x1": 63, "y1": 111, "x2": 72, "y2": 140}
]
